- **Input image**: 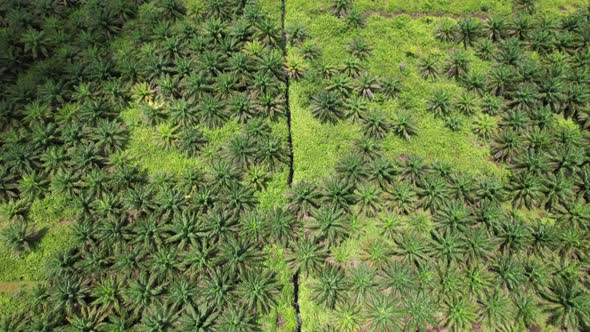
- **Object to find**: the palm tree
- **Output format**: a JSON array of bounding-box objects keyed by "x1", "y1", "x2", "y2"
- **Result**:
[
  {"x1": 177, "y1": 304, "x2": 218, "y2": 332},
  {"x1": 332, "y1": 0, "x2": 352, "y2": 17},
  {"x1": 198, "y1": 95, "x2": 227, "y2": 129},
  {"x1": 427, "y1": 89, "x2": 452, "y2": 117},
  {"x1": 476, "y1": 39, "x2": 495, "y2": 60},
  {"x1": 287, "y1": 236, "x2": 328, "y2": 276},
  {"x1": 443, "y1": 297, "x2": 478, "y2": 332},
  {"x1": 208, "y1": 160, "x2": 240, "y2": 190},
  {"x1": 403, "y1": 292, "x2": 439, "y2": 331},
  {"x1": 464, "y1": 71, "x2": 486, "y2": 96},
  {"x1": 456, "y1": 18, "x2": 481, "y2": 48},
  {"x1": 418, "y1": 175, "x2": 450, "y2": 212},
  {"x1": 345, "y1": 9, "x2": 365, "y2": 29},
  {"x1": 493, "y1": 253, "x2": 526, "y2": 292},
  {"x1": 418, "y1": 55, "x2": 439, "y2": 80},
  {"x1": 542, "y1": 171, "x2": 574, "y2": 211},
  {"x1": 399, "y1": 155, "x2": 429, "y2": 185},
  {"x1": 311, "y1": 266, "x2": 347, "y2": 309},
  {"x1": 436, "y1": 200, "x2": 474, "y2": 234},
  {"x1": 311, "y1": 90, "x2": 344, "y2": 124},
  {"x1": 141, "y1": 303, "x2": 178, "y2": 331},
  {"x1": 322, "y1": 176, "x2": 355, "y2": 211},
  {"x1": 429, "y1": 229, "x2": 465, "y2": 267},
  {"x1": 445, "y1": 50, "x2": 470, "y2": 79},
  {"x1": 344, "y1": 96, "x2": 368, "y2": 122},
  {"x1": 478, "y1": 289, "x2": 513, "y2": 332},
  {"x1": 91, "y1": 119, "x2": 128, "y2": 154},
  {"x1": 0, "y1": 166, "x2": 18, "y2": 203},
  {"x1": 92, "y1": 276, "x2": 124, "y2": 315},
  {"x1": 336, "y1": 154, "x2": 367, "y2": 185},
  {"x1": 265, "y1": 207, "x2": 299, "y2": 246},
  {"x1": 509, "y1": 172, "x2": 543, "y2": 209},
  {"x1": 355, "y1": 72, "x2": 380, "y2": 98},
  {"x1": 436, "y1": 20, "x2": 457, "y2": 42},
  {"x1": 346, "y1": 263, "x2": 377, "y2": 303},
  {"x1": 256, "y1": 136, "x2": 286, "y2": 170},
  {"x1": 217, "y1": 306, "x2": 259, "y2": 332},
  {"x1": 348, "y1": 38, "x2": 371, "y2": 60},
  {"x1": 21, "y1": 29, "x2": 49, "y2": 59},
  {"x1": 310, "y1": 206, "x2": 349, "y2": 247},
  {"x1": 364, "y1": 294, "x2": 401, "y2": 331},
  {"x1": 0, "y1": 221, "x2": 41, "y2": 255},
  {"x1": 367, "y1": 157, "x2": 396, "y2": 188},
  {"x1": 455, "y1": 92, "x2": 479, "y2": 115},
  {"x1": 393, "y1": 231, "x2": 429, "y2": 267},
  {"x1": 224, "y1": 135, "x2": 255, "y2": 169},
  {"x1": 380, "y1": 77, "x2": 402, "y2": 99},
  {"x1": 18, "y1": 171, "x2": 48, "y2": 201},
  {"x1": 237, "y1": 269, "x2": 280, "y2": 314},
  {"x1": 52, "y1": 276, "x2": 90, "y2": 315},
  {"x1": 391, "y1": 112, "x2": 417, "y2": 140},
  {"x1": 183, "y1": 239, "x2": 218, "y2": 276},
  {"x1": 497, "y1": 215, "x2": 531, "y2": 253},
  {"x1": 484, "y1": 16, "x2": 507, "y2": 41},
  {"x1": 179, "y1": 128, "x2": 208, "y2": 158},
  {"x1": 378, "y1": 260, "x2": 416, "y2": 296},
  {"x1": 511, "y1": 15, "x2": 532, "y2": 40},
  {"x1": 333, "y1": 303, "x2": 363, "y2": 332},
  {"x1": 513, "y1": 293, "x2": 541, "y2": 330},
  {"x1": 473, "y1": 114, "x2": 497, "y2": 140},
  {"x1": 218, "y1": 236, "x2": 263, "y2": 275},
  {"x1": 463, "y1": 226, "x2": 496, "y2": 264},
  {"x1": 354, "y1": 183, "x2": 383, "y2": 217},
  {"x1": 362, "y1": 110, "x2": 391, "y2": 138},
  {"x1": 286, "y1": 181, "x2": 321, "y2": 218},
  {"x1": 540, "y1": 279, "x2": 590, "y2": 331}
]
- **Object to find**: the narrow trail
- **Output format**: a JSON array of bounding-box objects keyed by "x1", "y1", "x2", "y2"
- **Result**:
[{"x1": 280, "y1": 0, "x2": 301, "y2": 331}]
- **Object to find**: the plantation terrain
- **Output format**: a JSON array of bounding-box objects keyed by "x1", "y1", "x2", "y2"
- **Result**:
[{"x1": 0, "y1": 0, "x2": 589, "y2": 331}]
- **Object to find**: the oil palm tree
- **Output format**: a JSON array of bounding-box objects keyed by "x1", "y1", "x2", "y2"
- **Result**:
[
  {"x1": 287, "y1": 236, "x2": 328, "y2": 276},
  {"x1": 418, "y1": 175, "x2": 450, "y2": 212},
  {"x1": 177, "y1": 303, "x2": 218, "y2": 332},
  {"x1": 445, "y1": 50, "x2": 470, "y2": 79},
  {"x1": 362, "y1": 110, "x2": 391, "y2": 138},
  {"x1": 427, "y1": 89, "x2": 452, "y2": 117},
  {"x1": 311, "y1": 266, "x2": 347, "y2": 309},
  {"x1": 456, "y1": 18, "x2": 481, "y2": 48},
  {"x1": 322, "y1": 176, "x2": 355, "y2": 211},
  {"x1": 265, "y1": 207, "x2": 299, "y2": 246},
  {"x1": 237, "y1": 269, "x2": 280, "y2": 314},
  {"x1": 418, "y1": 55, "x2": 439, "y2": 80},
  {"x1": 479, "y1": 289, "x2": 513, "y2": 331},
  {"x1": 509, "y1": 172, "x2": 543, "y2": 209},
  {"x1": 286, "y1": 181, "x2": 321, "y2": 219},
  {"x1": 367, "y1": 157, "x2": 396, "y2": 188},
  {"x1": 443, "y1": 297, "x2": 478, "y2": 332},
  {"x1": 355, "y1": 72, "x2": 380, "y2": 99},
  {"x1": 218, "y1": 236, "x2": 264, "y2": 276},
  {"x1": 391, "y1": 112, "x2": 417, "y2": 140},
  {"x1": 354, "y1": 183, "x2": 383, "y2": 217},
  {"x1": 336, "y1": 154, "x2": 367, "y2": 185},
  {"x1": 484, "y1": 16, "x2": 507, "y2": 41},
  {"x1": 310, "y1": 206, "x2": 349, "y2": 247},
  {"x1": 364, "y1": 294, "x2": 401, "y2": 331},
  {"x1": 0, "y1": 221, "x2": 41, "y2": 255},
  {"x1": 311, "y1": 90, "x2": 344, "y2": 124}
]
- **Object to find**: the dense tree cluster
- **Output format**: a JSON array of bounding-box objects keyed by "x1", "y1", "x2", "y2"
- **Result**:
[{"x1": 0, "y1": 0, "x2": 294, "y2": 330}]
